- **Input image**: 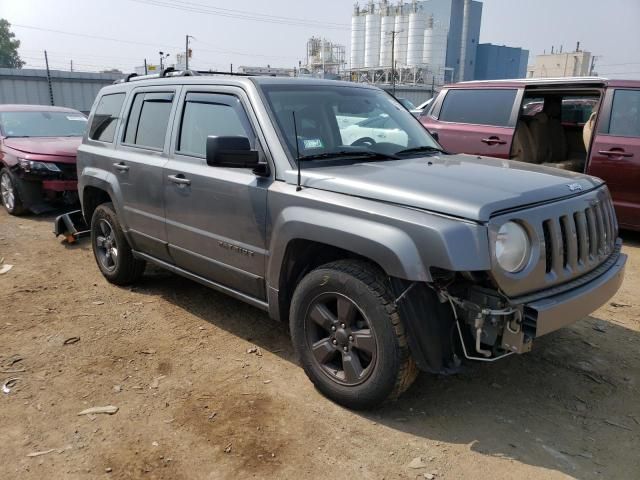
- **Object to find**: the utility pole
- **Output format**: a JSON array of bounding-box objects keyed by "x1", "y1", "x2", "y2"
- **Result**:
[
  {"x1": 44, "y1": 50, "x2": 54, "y2": 106},
  {"x1": 70, "y1": 59, "x2": 73, "y2": 72},
  {"x1": 144, "y1": 58, "x2": 148, "y2": 75},
  {"x1": 322, "y1": 38, "x2": 326, "y2": 79},
  {"x1": 589, "y1": 56, "x2": 597, "y2": 76},
  {"x1": 388, "y1": 30, "x2": 399, "y2": 96},
  {"x1": 185, "y1": 35, "x2": 194, "y2": 70},
  {"x1": 230, "y1": 63, "x2": 233, "y2": 73}
]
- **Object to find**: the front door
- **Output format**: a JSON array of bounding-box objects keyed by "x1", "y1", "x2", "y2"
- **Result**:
[
  {"x1": 421, "y1": 88, "x2": 519, "y2": 158},
  {"x1": 588, "y1": 88, "x2": 640, "y2": 230},
  {"x1": 163, "y1": 87, "x2": 271, "y2": 300}
]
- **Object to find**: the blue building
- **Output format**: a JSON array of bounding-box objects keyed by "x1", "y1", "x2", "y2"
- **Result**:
[{"x1": 474, "y1": 43, "x2": 529, "y2": 80}]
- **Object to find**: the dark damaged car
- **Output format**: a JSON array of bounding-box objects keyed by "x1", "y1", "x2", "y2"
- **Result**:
[{"x1": 0, "y1": 104, "x2": 87, "y2": 215}]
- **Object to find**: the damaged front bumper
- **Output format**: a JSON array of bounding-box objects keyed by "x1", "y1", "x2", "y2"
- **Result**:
[{"x1": 449, "y1": 248, "x2": 627, "y2": 361}]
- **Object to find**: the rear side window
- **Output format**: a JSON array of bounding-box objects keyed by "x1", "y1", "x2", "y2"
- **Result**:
[
  {"x1": 177, "y1": 93, "x2": 254, "y2": 157},
  {"x1": 439, "y1": 89, "x2": 517, "y2": 127},
  {"x1": 123, "y1": 92, "x2": 174, "y2": 150},
  {"x1": 609, "y1": 89, "x2": 640, "y2": 138},
  {"x1": 89, "y1": 93, "x2": 125, "y2": 142}
]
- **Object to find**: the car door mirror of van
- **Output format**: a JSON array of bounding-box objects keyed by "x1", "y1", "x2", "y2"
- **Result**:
[
  {"x1": 429, "y1": 131, "x2": 439, "y2": 142},
  {"x1": 206, "y1": 136, "x2": 259, "y2": 168}
]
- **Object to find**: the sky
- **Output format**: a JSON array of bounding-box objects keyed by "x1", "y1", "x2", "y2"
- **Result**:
[{"x1": 1, "y1": 0, "x2": 639, "y2": 78}]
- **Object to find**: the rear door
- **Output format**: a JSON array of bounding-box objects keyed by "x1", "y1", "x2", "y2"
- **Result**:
[
  {"x1": 163, "y1": 86, "x2": 271, "y2": 300},
  {"x1": 421, "y1": 88, "x2": 520, "y2": 158},
  {"x1": 112, "y1": 86, "x2": 179, "y2": 261},
  {"x1": 587, "y1": 88, "x2": 640, "y2": 230}
]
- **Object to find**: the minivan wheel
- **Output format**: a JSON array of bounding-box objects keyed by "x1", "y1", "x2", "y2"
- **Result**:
[
  {"x1": 290, "y1": 260, "x2": 417, "y2": 409},
  {"x1": 0, "y1": 168, "x2": 26, "y2": 215},
  {"x1": 91, "y1": 202, "x2": 145, "y2": 285}
]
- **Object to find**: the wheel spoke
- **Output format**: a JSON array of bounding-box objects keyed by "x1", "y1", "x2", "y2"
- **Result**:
[
  {"x1": 310, "y1": 303, "x2": 337, "y2": 332},
  {"x1": 311, "y1": 338, "x2": 336, "y2": 364},
  {"x1": 96, "y1": 235, "x2": 107, "y2": 248},
  {"x1": 342, "y1": 352, "x2": 364, "y2": 382},
  {"x1": 337, "y1": 297, "x2": 357, "y2": 326},
  {"x1": 351, "y1": 329, "x2": 376, "y2": 354}
]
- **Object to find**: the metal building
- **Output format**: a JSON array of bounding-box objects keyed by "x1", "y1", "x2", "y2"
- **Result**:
[
  {"x1": 474, "y1": 44, "x2": 529, "y2": 80},
  {"x1": 0, "y1": 68, "x2": 124, "y2": 113}
]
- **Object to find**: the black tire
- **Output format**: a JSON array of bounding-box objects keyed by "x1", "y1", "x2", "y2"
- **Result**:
[
  {"x1": 0, "y1": 168, "x2": 27, "y2": 215},
  {"x1": 91, "y1": 202, "x2": 145, "y2": 285},
  {"x1": 290, "y1": 260, "x2": 417, "y2": 409}
]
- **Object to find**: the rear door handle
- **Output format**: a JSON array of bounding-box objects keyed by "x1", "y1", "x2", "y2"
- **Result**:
[
  {"x1": 167, "y1": 174, "x2": 191, "y2": 186},
  {"x1": 481, "y1": 136, "x2": 507, "y2": 145},
  {"x1": 598, "y1": 149, "x2": 634, "y2": 158},
  {"x1": 113, "y1": 162, "x2": 129, "y2": 172}
]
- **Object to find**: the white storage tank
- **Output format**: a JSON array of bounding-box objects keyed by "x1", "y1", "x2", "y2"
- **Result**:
[
  {"x1": 406, "y1": 11, "x2": 426, "y2": 67},
  {"x1": 393, "y1": 14, "x2": 408, "y2": 66},
  {"x1": 350, "y1": 12, "x2": 366, "y2": 69},
  {"x1": 364, "y1": 11, "x2": 381, "y2": 68},
  {"x1": 379, "y1": 13, "x2": 395, "y2": 68},
  {"x1": 423, "y1": 18, "x2": 448, "y2": 84}
]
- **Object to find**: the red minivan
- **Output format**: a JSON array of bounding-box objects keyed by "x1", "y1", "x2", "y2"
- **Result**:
[{"x1": 421, "y1": 78, "x2": 640, "y2": 231}]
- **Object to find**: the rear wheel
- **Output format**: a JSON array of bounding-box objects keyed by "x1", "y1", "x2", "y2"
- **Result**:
[
  {"x1": 290, "y1": 260, "x2": 417, "y2": 409},
  {"x1": 0, "y1": 168, "x2": 26, "y2": 215},
  {"x1": 91, "y1": 202, "x2": 145, "y2": 285}
]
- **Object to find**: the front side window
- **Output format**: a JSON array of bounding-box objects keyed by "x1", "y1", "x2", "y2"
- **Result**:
[
  {"x1": 178, "y1": 93, "x2": 253, "y2": 157},
  {"x1": 89, "y1": 93, "x2": 125, "y2": 142},
  {"x1": 439, "y1": 89, "x2": 517, "y2": 126},
  {"x1": 123, "y1": 92, "x2": 174, "y2": 150},
  {"x1": 609, "y1": 89, "x2": 640, "y2": 138},
  {"x1": 260, "y1": 84, "x2": 439, "y2": 162},
  {"x1": 0, "y1": 110, "x2": 87, "y2": 138}
]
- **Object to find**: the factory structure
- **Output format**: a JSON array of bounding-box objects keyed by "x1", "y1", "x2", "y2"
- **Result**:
[{"x1": 350, "y1": 0, "x2": 482, "y2": 86}]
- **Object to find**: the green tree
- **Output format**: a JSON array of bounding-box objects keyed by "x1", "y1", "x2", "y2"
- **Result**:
[{"x1": 0, "y1": 19, "x2": 25, "y2": 68}]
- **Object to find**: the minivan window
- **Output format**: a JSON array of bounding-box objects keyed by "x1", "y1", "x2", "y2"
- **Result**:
[
  {"x1": 178, "y1": 93, "x2": 252, "y2": 157},
  {"x1": 123, "y1": 92, "x2": 174, "y2": 150},
  {"x1": 439, "y1": 89, "x2": 516, "y2": 127},
  {"x1": 89, "y1": 93, "x2": 125, "y2": 142},
  {"x1": 609, "y1": 89, "x2": 640, "y2": 138}
]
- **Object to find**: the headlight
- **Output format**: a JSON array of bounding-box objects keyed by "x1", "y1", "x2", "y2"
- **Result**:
[
  {"x1": 18, "y1": 158, "x2": 61, "y2": 173},
  {"x1": 495, "y1": 221, "x2": 531, "y2": 273}
]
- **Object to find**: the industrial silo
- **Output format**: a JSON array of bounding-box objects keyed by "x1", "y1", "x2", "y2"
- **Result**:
[
  {"x1": 379, "y1": 7, "x2": 395, "y2": 68},
  {"x1": 423, "y1": 16, "x2": 448, "y2": 84},
  {"x1": 393, "y1": 9, "x2": 408, "y2": 67},
  {"x1": 406, "y1": 8, "x2": 426, "y2": 67},
  {"x1": 350, "y1": 6, "x2": 365, "y2": 69},
  {"x1": 364, "y1": 6, "x2": 381, "y2": 68}
]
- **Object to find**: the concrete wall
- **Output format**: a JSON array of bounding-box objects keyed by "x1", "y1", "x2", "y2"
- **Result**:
[
  {"x1": 380, "y1": 85, "x2": 435, "y2": 106},
  {"x1": 527, "y1": 51, "x2": 592, "y2": 78},
  {"x1": 0, "y1": 68, "x2": 124, "y2": 113},
  {"x1": 474, "y1": 44, "x2": 529, "y2": 80}
]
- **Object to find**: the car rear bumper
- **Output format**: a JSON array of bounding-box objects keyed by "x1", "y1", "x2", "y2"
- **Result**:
[
  {"x1": 42, "y1": 180, "x2": 77, "y2": 192},
  {"x1": 525, "y1": 251, "x2": 627, "y2": 337}
]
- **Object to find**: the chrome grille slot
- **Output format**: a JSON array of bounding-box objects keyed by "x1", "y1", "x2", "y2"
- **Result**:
[
  {"x1": 594, "y1": 202, "x2": 606, "y2": 255},
  {"x1": 560, "y1": 215, "x2": 578, "y2": 270},
  {"x1": 542, "y1": 220, "x2": 552, "y2": 273},
  {"x1": 585, "y1": 207, "x2": 597, "y2": 258},
  {"x1": 573, "y1": 211, "x2": 587, "y2": 265}
]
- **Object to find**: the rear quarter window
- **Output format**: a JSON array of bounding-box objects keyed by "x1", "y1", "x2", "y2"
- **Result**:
[
  {"x1": 439, "y1": 89, "x2": 517, "y2": 127},
  {"x1": 89, "y1": 93, "x2": 126, "y2": 142}
]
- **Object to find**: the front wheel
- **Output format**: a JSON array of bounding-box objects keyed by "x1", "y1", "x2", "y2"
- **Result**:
[
  {"x1": 0, "y1": 168, "x2": 26, "y2": 215},
  {"x1": 290, "y1": 260, "x2": 417, "y2": 409}
]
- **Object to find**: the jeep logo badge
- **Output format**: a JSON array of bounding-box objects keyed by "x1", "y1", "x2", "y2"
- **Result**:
[{"x1": 567, "y1": 183, "x2": 583, "y2": 192}]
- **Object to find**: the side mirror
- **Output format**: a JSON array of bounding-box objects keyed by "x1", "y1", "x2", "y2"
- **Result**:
[
  {"x1": 430, "y1": 131, "x2": 439, "y2": 142},
  {"x1": 206, "y1": 136, "x2": 259, "y2": 168}
]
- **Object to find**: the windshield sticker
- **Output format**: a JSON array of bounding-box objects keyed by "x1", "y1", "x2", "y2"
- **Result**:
[
  {"x1": 303, "y1": 139, "x2": 323, "y2": 149},
  {"x1": 67, "y1": 115, "x2": 87, "y2": 121}
]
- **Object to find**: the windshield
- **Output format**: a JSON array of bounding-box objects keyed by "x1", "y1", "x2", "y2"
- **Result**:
[
  {"x1": 259, "y1": 84, "x2": 440, "y2": 163},
  {"x1": 0, "y1": 111, "x2": 88, "y2": 138},
  {"x1": 397, "y1": 98, "x2": 416, "y2": 110}
]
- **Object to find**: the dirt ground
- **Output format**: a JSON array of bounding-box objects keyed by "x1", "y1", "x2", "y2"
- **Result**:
[{"x1": 0, "y1": 208, "x2": 638, "y2": 480}]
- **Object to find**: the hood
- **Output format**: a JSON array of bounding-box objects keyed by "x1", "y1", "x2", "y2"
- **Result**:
[
  {"x1": 3, "y1": 136, "x2": 82, "y2": 161},
  {"x1": 286, "y1": 154, "x2": 603, "y2": 222}
]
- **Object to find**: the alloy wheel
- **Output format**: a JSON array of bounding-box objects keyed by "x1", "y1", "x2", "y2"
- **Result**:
[
  {"x1": 304, "y1": 292, "x2": 378, "y2": 386},
  {"x1": 0, "y1": 173, "x2": 15, "y2": 211},
  {"x1": 95, "y1": 219, "x2": 119, "y2": 272}
]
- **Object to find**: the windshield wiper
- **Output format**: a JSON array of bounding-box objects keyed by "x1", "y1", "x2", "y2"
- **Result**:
[
  {"x1": 395, "y1": 145, "x2": 446, "y2": 156},
  {"x1": 298, "y1": 150, "x2": 399, "y2": 162}
]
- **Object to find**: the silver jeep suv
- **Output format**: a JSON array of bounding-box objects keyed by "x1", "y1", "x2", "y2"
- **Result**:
[{"x1": 77, "y1": 71, "x2": 627, "y2": 409}]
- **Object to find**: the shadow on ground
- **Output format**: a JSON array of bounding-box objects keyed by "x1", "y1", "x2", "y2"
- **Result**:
[{"x1": 122, "y1": 263, "x2": 640, "y2": 480}]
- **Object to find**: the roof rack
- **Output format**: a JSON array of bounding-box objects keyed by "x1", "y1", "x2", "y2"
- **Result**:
[{"x1": 114, "y1": 68, "x2": 275, "y2": 84}]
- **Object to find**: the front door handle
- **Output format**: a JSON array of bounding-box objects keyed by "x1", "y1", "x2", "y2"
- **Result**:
[
  {"x1": 598, "y1": 149, "x2": 634, "y2": 158},
  {"x1": 167, "y1": 174, "x2": 191, "y2": 186},
  {"x1": 113, "y1": 162, "x2": 129, "y2": 172},
  {"x1": 481, "y1": 136, "x2": 507, "y2": 145}
]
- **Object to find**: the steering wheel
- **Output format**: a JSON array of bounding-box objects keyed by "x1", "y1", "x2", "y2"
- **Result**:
[{"x1": 351, "y1": 137, "x2": 376, "y2": 147}]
